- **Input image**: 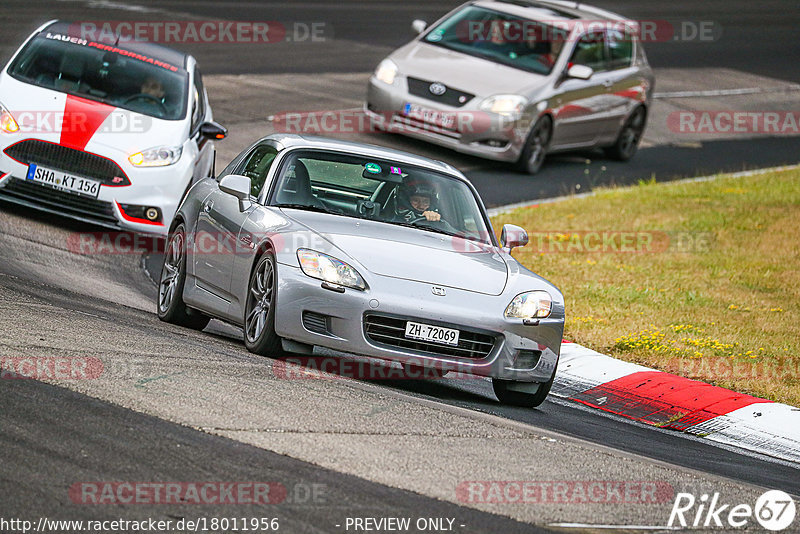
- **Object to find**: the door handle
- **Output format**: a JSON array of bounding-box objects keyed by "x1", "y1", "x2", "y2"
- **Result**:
[
  {"x1": 203, "y1": 199, "x2": 213, "y2": 212},
  {"x1": 602, "y1": 80, "x2": 614, "y2": 88}
]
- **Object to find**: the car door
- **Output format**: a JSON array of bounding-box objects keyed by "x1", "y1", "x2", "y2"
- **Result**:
[
  {"x1": 594, "y1": 28, "x2": 645, "y2": 145},
  {"x1": 192, "y1": 142, "x2": 280, "y2": 317},
  {"x1": 549, "y1": 30, "x2": 613, "y2": 148},
  {"x1": 190, "y1": 67, "x2": 215, "y2": 184}
]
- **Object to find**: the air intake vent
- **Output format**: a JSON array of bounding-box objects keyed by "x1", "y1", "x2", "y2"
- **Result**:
[{"x1": 302, "y1": 311, "x2": 331, "y2": 335}]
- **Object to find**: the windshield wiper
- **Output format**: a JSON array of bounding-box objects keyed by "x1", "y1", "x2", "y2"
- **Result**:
[{"x1": 274, "y1": 203, "x2": 329, "y2": 213}]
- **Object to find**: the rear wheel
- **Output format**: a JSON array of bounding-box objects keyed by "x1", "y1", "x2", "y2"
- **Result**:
[
  {"x1": 492, "y1": 369, "x2": 556, "y2": 408},
  {"x1": 515, "y1": 115, "x2": 552, "y2": 175},
  {"x1": 243, "y1": 252, "x2": 284, "y2": 357},
  {"x1": 157, "y1": 223, "x2": 210, "y2": 330},
  {"x1": 605, "y1": 106, "x2": 646, "y2": 161}
]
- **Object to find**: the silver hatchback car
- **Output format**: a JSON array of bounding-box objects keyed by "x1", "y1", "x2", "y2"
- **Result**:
[{"x1": 365, "y1": 0, "x2": 654, "y2": 173}]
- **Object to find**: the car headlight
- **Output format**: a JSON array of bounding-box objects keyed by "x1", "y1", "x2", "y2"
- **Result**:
[
  {"x1": 479, "y1": 94, "x2": 528, "y2": 120},
  {"x1": 505, "y1": 291, "x2": 552, "y2": 319},
  {"x1": 374, "y1": 59, "x2": 399, "y2": 85},
  {"x1": 128, "y1": 145, "x2": 183, "y2": 167},
  {"x1": 0, "y1": 103, "x2": 19, "y2": 134},
  {"x1": 297, "y1": 249, "x2": 367, "y2": 291}
]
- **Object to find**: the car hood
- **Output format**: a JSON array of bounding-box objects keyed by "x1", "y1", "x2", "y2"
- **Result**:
[
  {"x1": 282, "y1": 209, "x2": 508, "y2": 295},
  {"x1": 389, "y1": 41, "x2": 546, "y2": 98},
  {"x1": 0, "y1": 73, "x2": 187, "y2": 153}
]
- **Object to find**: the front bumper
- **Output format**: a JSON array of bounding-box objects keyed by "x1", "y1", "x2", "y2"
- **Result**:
[
  {"x1": 273, "y1": 262, "x2": 562, "y2": 383},
  {"x1": 366, "y1": 76, "x2": 529, "y2": 164},
  {"x1": 0, "y1": 138, "x2": 192, "y2": 234}
]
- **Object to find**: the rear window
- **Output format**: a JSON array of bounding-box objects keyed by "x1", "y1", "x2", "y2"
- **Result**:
[{"x1": 8, "y1": 34, "x2": 188, "y2": 120}]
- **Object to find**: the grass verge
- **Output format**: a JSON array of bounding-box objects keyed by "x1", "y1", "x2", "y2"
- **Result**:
[{"x1": 492, "y1": 168, "x2": 800, "y2": 406}]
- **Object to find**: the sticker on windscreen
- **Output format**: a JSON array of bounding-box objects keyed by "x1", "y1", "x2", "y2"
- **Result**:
[{"x1": 365, "y1": 162, "x2": 382, "y2": 174}]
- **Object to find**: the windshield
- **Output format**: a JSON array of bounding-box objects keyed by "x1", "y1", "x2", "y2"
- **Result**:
[
  {"x1": 8, "y1": 35, "x2": 188, "y2": 120},
  {"x1": 268, "y1": 150, "x2": 493, "y2": 245},
  {"x1": 422, "y1": 6, "x2": 568, "y2": 75}
]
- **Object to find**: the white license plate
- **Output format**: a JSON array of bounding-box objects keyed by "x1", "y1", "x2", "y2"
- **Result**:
[
  {"x1": 404, "y1": 321, "x2": 460, "y2": 346},
  {"x1": 403, "y1": 103, "x2": 456, "y2": 130},
  {"x1": 26, "y1": 163, "x2": 101, "y2": 198}
]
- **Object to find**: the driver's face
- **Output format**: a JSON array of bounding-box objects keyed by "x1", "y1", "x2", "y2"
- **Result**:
[
  {"x1": 410, "y1": 195, "x2": 431, "y2": 211},
  {"x1": 141, "y1": 78, "x2": 165, "y2": 99}
]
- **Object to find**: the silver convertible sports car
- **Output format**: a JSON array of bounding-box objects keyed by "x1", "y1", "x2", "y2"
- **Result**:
[{"x1": 158, "y1": 134, "x2": 564, "y2": 407}]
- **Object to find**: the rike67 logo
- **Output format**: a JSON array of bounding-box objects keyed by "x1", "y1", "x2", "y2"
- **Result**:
[{"x1": 669, "y1": 490, "x2": 796, "y2": 531}]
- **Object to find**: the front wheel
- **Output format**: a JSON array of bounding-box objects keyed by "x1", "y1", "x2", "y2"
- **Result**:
[
  {"x1": 515, "y1": 115, "x2": 552, "y2": 175},
  {"x1": 243, "y1": 252, "x2": 284, "y2": 357},
  {"x1": 492, "y1": 370, "x2": 555, "y2": 408},
  {"x1": 157, "y1": 224, "x2": 210, "y2": 330},
  {"x1": 605, "y1": 106, "x2": 646, "y2": 161}
]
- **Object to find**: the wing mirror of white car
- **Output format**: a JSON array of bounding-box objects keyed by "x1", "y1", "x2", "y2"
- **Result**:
[
  {"x1": 411, "y1": 19, "x2": 428, "y2": 35},
  {"x1": 219, "y1": 174, "x2": 253, "y2": 211},
  {"x1": 199, "y1": 121, "x2": 227, "y2": 141},
  {"x1": 501, "y1": 224, "x2": 529, "y2": 253},
  {"x1": 566, "y1": 64, "x2": 594, "y2": 80}
]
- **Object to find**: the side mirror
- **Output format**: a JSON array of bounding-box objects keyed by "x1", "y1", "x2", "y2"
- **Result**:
[
  {"x1": 411, "y1": 19, "x2": 428, "y2": 35},
  {"x1": 566, "y1": 64, "x2": 593, "y2": 80},
  {"x1": 219, "y1": 174, "x2": 252, "y2": 211},
  {"x1": 200, "y1": 121, "x2": 228, "y2": 141},
  {"x1": 501, "y1": 224, "x2": 528, "y2": 253}
]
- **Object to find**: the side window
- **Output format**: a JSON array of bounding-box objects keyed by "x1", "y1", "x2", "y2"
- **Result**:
[
  {"x1": 607, "y1": 29, "x2": 633, "y2": 70},
  {"x1": 241, "y1": 144, "x2": 279, "y2": 198},
  {"x1": 569, "y1": 32, "x2": 607, "y2": 72},
  {"x1": 191, "y1": 68, "x2": 206, "y2": 133}
]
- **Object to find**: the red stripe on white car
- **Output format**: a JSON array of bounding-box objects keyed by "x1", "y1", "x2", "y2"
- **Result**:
[{"x1": 60, "y1": 94, "x2": 114, "y2": 150}]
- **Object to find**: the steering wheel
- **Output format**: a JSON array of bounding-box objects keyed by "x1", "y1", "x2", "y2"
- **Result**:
[{"x1": 123, "y1": 93, "x2": 167, "y2": 114}]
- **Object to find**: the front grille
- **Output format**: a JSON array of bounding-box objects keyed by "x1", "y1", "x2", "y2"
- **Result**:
[
  {"x1": 407, "y1": 77, "x2": 475, "y2": 108},
  {"x1": 0, "y1": 177, "x2": 117, "y2": 223},
  {"x1": 302, "y1": 311, "x2": 331, "y2": 335},
  {"x1": 364, "y1": 313, "x2": 496, "y2": 360},
  {"x1": 4, "y1": 139, "x2": 130, "y2": 186}
]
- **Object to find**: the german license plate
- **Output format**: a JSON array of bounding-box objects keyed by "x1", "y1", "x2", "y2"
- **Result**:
[
  {"x1": 404, "y1": 321, "x2": 460, "y2": 346},
  {"x1": 26, "y1": 163, "x2": 101, "y2": 198},
  {"x1": 403, "y1": 103, "x2": 456, "y2": 130}
]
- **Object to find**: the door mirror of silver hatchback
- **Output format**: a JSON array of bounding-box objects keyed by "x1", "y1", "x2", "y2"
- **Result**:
[
  {"x1": 566, "y1": 64, "x2": 594, "y2": 80},
  {"x1": 411, "y1": 19, "x2": 428, "y2": 35},
  {"x1": 501, "y1": 224, "x2": 529, "y2": 253}
]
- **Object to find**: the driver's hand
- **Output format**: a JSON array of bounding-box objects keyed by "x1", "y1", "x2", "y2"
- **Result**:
[{"x1": 423, "y1": 210, "x2": 441, "y2": 222}]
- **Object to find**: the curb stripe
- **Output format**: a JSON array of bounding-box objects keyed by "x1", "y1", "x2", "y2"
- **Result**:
[{"x1": 570, "y1": 370, "x2": 770, "y2": 429}]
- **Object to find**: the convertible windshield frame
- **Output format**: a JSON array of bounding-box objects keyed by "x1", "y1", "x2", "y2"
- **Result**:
[
  {"x1": 420, "y1": 5, "x2": 570, "y2": 76},
  {"x1": 7, "y1": 34, "x2": 190, "y2": 121},
  {"x1": 267, "y1": 148, "x2": 497, "y2": 247}
]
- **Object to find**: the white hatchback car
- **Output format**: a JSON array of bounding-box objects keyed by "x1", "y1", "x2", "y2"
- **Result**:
[{"x1": 0, "y1": 21, "x2": 226, "y2": 233}]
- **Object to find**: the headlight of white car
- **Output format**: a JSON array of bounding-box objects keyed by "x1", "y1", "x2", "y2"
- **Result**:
[
  {"x1": 479, "y1": 94, "x2": 528, "y2": 121},
  {"x1": 128, "y1": 145, "x2": 183, "y2": 167},
  {"x1": 297, "y1": 249, "x2": 367, "y2": 290},
  {"x1": 504, "y1": 290, "x2": 552, "y2": 319},
  {"x1": 374, "y1": 59, "x2": 399, "y2": 85},
  {"x1": 0, "y1": 102, "x2": 19, "y2": 134}
]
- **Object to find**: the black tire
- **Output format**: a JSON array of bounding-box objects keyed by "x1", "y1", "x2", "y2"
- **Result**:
[
  {"x1": 515, "y1": 115, "x2": 553, "y2": 175},
  {"x1": 157, "y1": 223, "x2": 210, "y2": 330},
  {"x1": 243, "y1": 252, "x2": 284, "y2": 357},
  {"x1": 492, "y1": 369, "x2": 556, "y2": 408},
  {"x1": 605, "y1": 106, "x2": 646, "y2": 161}
]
